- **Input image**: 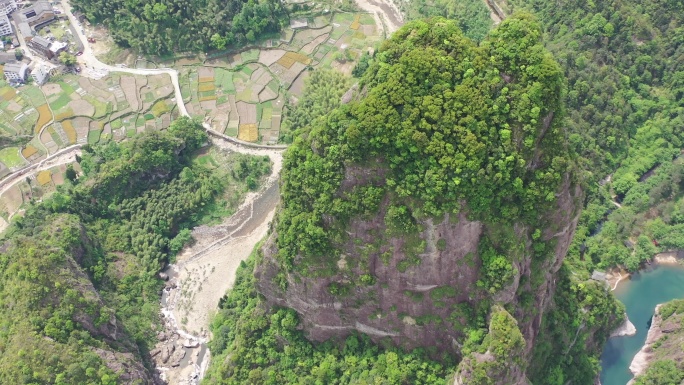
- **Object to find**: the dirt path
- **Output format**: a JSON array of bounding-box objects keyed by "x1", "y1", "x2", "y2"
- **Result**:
[
  {"x1": 354, "y1": 0, "x2": 403, "y2": 37},
  {"x1": 483, "y1": 0, "x2": 506, "y2": 23}
]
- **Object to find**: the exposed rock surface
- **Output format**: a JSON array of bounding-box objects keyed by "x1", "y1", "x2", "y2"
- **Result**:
[
  {"x1": 256, "y1": 173, "x2": 581, "y2": 363},
  {"x1": 610, "y1": 313, "x2": 637, "y2": 337},
  {"x1": 628, "y1": 304, "x2": 664, "y2": 382}
]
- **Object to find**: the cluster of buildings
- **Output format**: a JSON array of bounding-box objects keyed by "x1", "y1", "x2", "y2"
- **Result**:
[
  {"x1": 1, "y1": 0, "x2": 58, "y2": 39},
  {"x1": 0, "y1": 0, "x2": 71, "y2": 85}
]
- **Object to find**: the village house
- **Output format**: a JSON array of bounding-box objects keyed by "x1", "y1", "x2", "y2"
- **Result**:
[
  {"x1": 3, "y1": 60, "x2": 28, "y2": 83},
  {"x1": 31, "y1": 63, "x2": 50, "y2": 85},
  {"x1": 13, "y1": 0, "x2": 55, "y2": 39},
  {"x1": 0, "y1": 0, "x2": 17, "y2": 16},
  {"x1": 0, "y1": 13, "x2": 12, "y2": 36},
  {"x1": 16, "y1": 1, "x2": 55, "y2": 30},
  {"x1": 0, "y1": 51, "x2": 15, "y2": 64},
  {"x1": 27, "y1": 34, "x2": 56, "y2": 58}
]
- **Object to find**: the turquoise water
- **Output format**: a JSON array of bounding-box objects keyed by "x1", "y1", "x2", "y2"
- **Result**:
[{"x1": 600, "y1": 265, "x2": 684, "y2": 384}]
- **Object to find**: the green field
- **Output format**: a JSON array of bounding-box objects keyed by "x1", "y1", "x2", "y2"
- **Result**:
[
  {"x1": 241, "y1": 49, "x2": 260, "y2": 63},
  {"x1": 49, "y1": 94, "x2": 71, "y2": 111},
  {"x1": 87, "y1": 129, "x2": 101, "y2": 144},
  {"x1": 215, "y1": 69, "x2": 236, "y2": 93},
  {"x1": 0, "y1": 147, "x2": 26, "y2": 168}
]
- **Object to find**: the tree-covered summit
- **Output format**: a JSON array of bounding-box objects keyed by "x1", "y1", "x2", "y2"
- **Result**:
[{"x1": 276, "y1": 15, "x2": 574, "y2": 269}]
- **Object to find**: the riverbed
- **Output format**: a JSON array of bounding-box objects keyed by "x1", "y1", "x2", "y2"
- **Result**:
[{"x1": 600, "y1": 264, "x2": 684, "y2": 384}]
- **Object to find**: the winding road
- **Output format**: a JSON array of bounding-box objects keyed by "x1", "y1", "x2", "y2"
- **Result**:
[{"x1": 0, "y1": 0, "x2": 287, "y2": 208}]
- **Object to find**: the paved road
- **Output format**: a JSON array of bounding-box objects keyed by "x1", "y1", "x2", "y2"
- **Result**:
[{"x1": 62, "y1": 0, "x2": 288, "y2": 152}]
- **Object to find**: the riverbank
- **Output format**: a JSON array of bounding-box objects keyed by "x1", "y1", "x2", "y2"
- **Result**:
[
  {"x1": 627, "y1": 304, "x2": 663, "y2": 383},
  {"x1": 151, "y1": 137, "x2": 283, "y2": 384},
  {"x1": 600, "y1": 264, "x2": 684, "y2": 385}
]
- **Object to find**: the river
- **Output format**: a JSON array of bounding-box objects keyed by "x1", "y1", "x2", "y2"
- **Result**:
[{"x1": 600, "y1": 264, "x2": 684, "y2": 384}]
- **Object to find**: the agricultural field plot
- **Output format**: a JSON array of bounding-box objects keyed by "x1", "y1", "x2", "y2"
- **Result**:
[
  {"x1": 0, "y1": 73, "x2": 178, "y2": 184},
  {"x1": 0, "y1": 161, "x2": 75, "y2": 221},
  {"x1": 175, "y1": 10, "x2": 380, "y2": 143}
]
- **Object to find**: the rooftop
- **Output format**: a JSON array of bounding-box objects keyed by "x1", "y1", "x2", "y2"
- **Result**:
[
  {"x1": 3, "y1": 61, "x2": 27, "y2": 73},
  {"x1": 31, "y1": 34, "x2": 51, "y2": 48}
]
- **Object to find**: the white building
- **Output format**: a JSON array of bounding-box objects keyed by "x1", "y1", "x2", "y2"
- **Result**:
[
  {"x1": 0, "y1": 13, "x2": 12, "y2": 36},
  {"x1": 3, "y1": 61, "x2": 28, "y2": 82},
  {"x1": 0, "y1": 0, "x2": 17, "y2": 16},
  {"x1": 31, "y1": 64, "x2": 50, "y2": 85}
]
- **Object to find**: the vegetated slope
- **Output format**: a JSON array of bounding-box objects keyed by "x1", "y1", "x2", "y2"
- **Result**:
[
  {"x1": 631, "y1": 299, "x2": 684, "y2": 384},
  {"x1": 0, "y1": 118, "x2": 271, "y2": 384},
  {"x1": 398, "y1": 0, "x2": 493, "y2": 41},
  {"x1": 502, "y1": 0, "x2": 684, "y2": 270},
  {"x1": 410, "y1": 0, "x2": 684, "y2": 382},
  {"x1": 71, "y1": 0, "x2": 284, "y2": 54},
  {"x1": 207, "y1": 15, "x2": 622, "y2": 384}
]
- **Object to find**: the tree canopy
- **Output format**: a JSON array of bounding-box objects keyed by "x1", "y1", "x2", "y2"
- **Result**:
[
  {"x1": 71, "y1": 0, "x2": 285, "y2": 54},
  {"x1": 275, "y1": 15, "x2": 573, "y2": 272}
]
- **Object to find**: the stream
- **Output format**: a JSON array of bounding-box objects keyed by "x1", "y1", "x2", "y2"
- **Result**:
[{"x1": 600, "y1": 264, "x2": 684, "y2": 384}]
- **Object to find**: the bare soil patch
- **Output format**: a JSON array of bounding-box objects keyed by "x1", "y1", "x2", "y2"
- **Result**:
[
  {"x1": 68, "y1": 99, "x2": 95, "y2": 116},
  {"x1": 236, "y1": 102, "x2": 257, "y2": 124},
  {"x1": 42, "y1": 84, "x2": 63, "y2": 97},
  {"x1": 258, "y1": 49, "x2": 287, "y2": 66}
]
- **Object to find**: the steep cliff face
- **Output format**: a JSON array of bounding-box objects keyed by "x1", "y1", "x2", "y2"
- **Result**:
[
  {"x1": 255, "y1": 15, "x2": 581, "y2": 382},
  {"x1": 257, "y1": 174, "x2": 580, "y2": 356},
  {"x1": 628, "y1": 300, "x2": 684, "y2": 384}
]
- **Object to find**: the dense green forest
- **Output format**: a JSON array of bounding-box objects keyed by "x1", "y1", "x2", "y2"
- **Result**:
[
  {"x1": 204, "y1": 246, "x2": 448, "y2": 384},
  {"x1": 0, "y1": 118, "x2": 270, "y2": 383},
  {"x1": 279, "y1": 70, "x2": 352, "y2": 144},
  {"x1": 498, "y1": 0, "x2": 684, "y2": 271},
  {"x1": 485, "y1": 0, "x2": 684, "y2": 382},
  {"x1": 71, "y1": 0, "x2": 285, "y2": 54},
  {"x1": 398, "y1": 0, "x2": 492, "y2": 41},
  {"x1": 275, "y1": 14, "x2": 571, "y2": 275}
]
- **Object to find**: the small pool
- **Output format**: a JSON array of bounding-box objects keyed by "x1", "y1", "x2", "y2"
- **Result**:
[{"x1": 600, "y1": 264, "x2": 684, "y2": 384}]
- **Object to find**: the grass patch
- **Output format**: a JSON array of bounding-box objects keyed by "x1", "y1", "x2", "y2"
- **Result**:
[
  {"x1": 239, "y1": 65, "x2": 254, "y2": 76},
  {"x1": 151, "y1": 100, "x2": 169, "y2": 117},
  {"x1": 144, "y1": 113, "x2": 155, "y2": 120},
  {"x1": 49, "y1": 94, "x2": 71, "y2": 111},
  {"x1": 111, "y1": 119, "x2": 123, "y2": 130},
  {"x1": 83, "y1": 96, "x2": 109, "y2": 118},
  {"x1": 21, "y1": 87, "x2": 46, "y2": 106},
  {"x1": 126, "y1": 128, "x2": 137, "y2": 138},
  {"x1": 54, "y1": 108, "x2": 74, "y2": 121},
  {"x1": 57, "y1": 81, "x2": 76, "y2": 95},
  {"x1": 215, "y1": 69, "x2": 235, "y2": 93},
  {"x1": 241, "y1": 49, "x2": 259, "y2": 63},
  {"x1": 87, "y1": 129, "x2": 101, "y2": 144},
  {"x1": 0, "y1": 147, "x2": 26, "y2": 168},
  {"x1": 0, "y1": 86, "x2": 16, "y2": 101}
]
